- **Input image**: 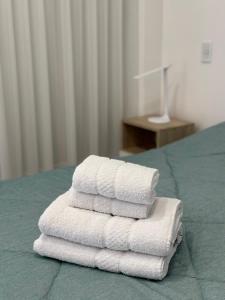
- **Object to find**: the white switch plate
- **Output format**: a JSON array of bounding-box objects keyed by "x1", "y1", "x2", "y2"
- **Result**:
[{"x1": 201, "y1": 40, "x2": 213, "y2": 63}]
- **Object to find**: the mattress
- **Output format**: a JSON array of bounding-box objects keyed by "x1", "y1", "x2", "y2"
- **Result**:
[{"x1": 1, "y1": 122, "x2": 225, "y2": 300}]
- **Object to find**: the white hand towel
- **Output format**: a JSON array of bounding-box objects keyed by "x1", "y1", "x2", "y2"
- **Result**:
[
  {"x1": 70, "y1": 189, "x2": 154, "y2": 219},
  {"x1": 39, "y1": 192, "x2": 182, "y2": 256},
  {"x1": 34, "y1": 233, "x2": 182, "y2": 280},
  {"x1": 72, "y1": 155, "x2": 159, "y2": 205}
]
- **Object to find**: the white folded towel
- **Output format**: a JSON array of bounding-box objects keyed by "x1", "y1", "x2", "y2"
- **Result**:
[
  {"x1": 39, "y1": 192, "x2": 182, "y2": 256},
  {"x1": 72, "y1": 155, "x2": 159, "y2": 205},
  {"x1": 70, "y1": 189, "x2": 154, "y2": 219},
  {"x1": 34, "y1": 234, "x2": 181, "y2": 280}
]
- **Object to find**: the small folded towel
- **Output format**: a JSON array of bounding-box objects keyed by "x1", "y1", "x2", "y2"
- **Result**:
[
  {"x1": 34, "y1": 233, "x2": 181, "y2": 280},
  {"x1": 39, "y1": 192, "x2": 182, "y2": 256},
  {"x1": 70, "y1": 189, "x2": 154, "y2": 219},
  {"x1": 73, "y1": 155, "x2": 159, "y2": 205}
]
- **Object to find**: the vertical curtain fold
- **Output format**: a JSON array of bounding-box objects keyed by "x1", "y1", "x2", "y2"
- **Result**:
[
  {"x1": 12, "y1": 0, "x2": 39, "y2": 175},
  {"x1": 0, "y1": 66, "x2": 11, "y2": 179},
  {"x1": 70, "y1": 0, "x2": 87, "y2": 162},
  {"x1": 108, "y1": 0, "x2": 124, "y2": 156},
  {"x1": 0, "y1": 0, "x2": 23, "y2": 178},
  {"x1": 57, "y1": 0, "x2": 77, "y2": 165},
  {"x1": 29, "y1": 0, "x2": 54, "y2": 171},
  {"x1": 44, "y1": 0, "x2": 67, "y2": 167},
  {"x1": 84, "y1": 0, "x2": 99, "y2": 155},
  {"x1": 97, "y1": 0, "x2": 109, "y2": 157}
]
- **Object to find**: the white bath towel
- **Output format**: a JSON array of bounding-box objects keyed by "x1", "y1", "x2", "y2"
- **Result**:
[
  {"x1": 39, "y1": 192, "x2": 182, "y2": 257},
  {"x1": 72, "y1": 155, "x2": 159, "y2": 205},
  {"x1": 34, "y1": 233, "x2": 181, "y2": 280},
  {"x1": 70, "y1": 189, "x2": 154, "y2": 219}
]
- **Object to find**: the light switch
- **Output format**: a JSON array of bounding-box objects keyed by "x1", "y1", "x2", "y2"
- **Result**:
[{"x1": 201, "y1": 40, "x2": 213, "y2": 63}]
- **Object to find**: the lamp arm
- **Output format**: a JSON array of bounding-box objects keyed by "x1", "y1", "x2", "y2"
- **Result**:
[{"x1": 133, "y1": 64, "x2": 171, "y2": 80}]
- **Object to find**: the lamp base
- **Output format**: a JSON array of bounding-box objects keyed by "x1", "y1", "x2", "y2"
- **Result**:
[{"x1": 147, "y1": 114, "x2": 170, "y2": 124}]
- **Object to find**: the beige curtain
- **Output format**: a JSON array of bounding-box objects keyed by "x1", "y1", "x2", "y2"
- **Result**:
[{"x1": 0, "y1": 0, "x2": 141, "y2": 179}]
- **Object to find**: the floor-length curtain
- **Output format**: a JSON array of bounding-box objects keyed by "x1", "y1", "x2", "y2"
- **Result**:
[
  {"x1": 0, "y1": 0, "x2": 139, "y2": 180},
  {"x1": 0, "y1": 65, "x2": 11, "y2": 179}
]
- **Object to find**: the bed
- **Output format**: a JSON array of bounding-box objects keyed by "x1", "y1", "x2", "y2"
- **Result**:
[{"x1": 1, "y1": 122, "x2": 225, "y2": 300}]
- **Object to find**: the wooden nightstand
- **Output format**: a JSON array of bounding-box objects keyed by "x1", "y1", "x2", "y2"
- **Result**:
[{"x1": 122, "y1": 115, "x2": 194, "y2": 154}]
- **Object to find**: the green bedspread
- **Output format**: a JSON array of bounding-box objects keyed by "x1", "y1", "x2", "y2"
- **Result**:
[{"x1": 1, "y1": 123, "x2": 225, "y2": 300}]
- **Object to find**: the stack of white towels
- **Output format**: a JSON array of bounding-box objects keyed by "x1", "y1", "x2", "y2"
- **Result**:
[{"x1": 34, "y1": 155, "x2": 183, "y2": 280}]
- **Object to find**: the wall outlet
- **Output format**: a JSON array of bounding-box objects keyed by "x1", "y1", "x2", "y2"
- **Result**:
[{"x1": 201, "y1": 40, "x2": 213, "y2": 63}]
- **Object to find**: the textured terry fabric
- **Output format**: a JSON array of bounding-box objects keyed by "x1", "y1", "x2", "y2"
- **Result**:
[
  {"x1": 38, "y1": 192, "x2": 182, "y2": 256},
  {"x1": 34, "y1": 234, "x2": 181, "y2": 280},
  {"x1": 73, "y1": 155, "x2": 159, "y2": 204},
  {"x1": 1, "y1": 122, "x2": 225, "y2": 299},
  {"x1": 70, "y1": 189, "x2": 154, "y2": 219}
]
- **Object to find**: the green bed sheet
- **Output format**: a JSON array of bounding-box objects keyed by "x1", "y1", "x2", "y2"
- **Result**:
[{"x1": 0, "y1": 122, "x2": 225, "y2": 300}]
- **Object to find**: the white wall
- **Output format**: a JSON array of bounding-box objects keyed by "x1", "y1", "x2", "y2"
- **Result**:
[
  {"x1": 137, "y1": 0, "x2": 163, "y2": 116},
  {"x1": 162, "y1": 0, "x2": 225, "y2": 129},
  {"x1": 124, "y1": 0, "x2": 163, "y2": 118}
]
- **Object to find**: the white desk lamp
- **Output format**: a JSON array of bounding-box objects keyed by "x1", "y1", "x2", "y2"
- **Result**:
[{"x1": 134, "y1": 64, "x2": 171, "y2": 124}]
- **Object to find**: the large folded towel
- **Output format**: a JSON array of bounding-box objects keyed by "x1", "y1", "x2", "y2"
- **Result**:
[
  {"x1": 34, "y1": 233, "x2": 181, "y2": 280},
  {"x1": 70, "y1": 189, "x2": 154, "y2": 219},
  {"x1": 72, "y1": 155, "x2": 159, "y2": 205},
  {"x1": 39, "y1": 192, "x2": 182, "y2": 256}
]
